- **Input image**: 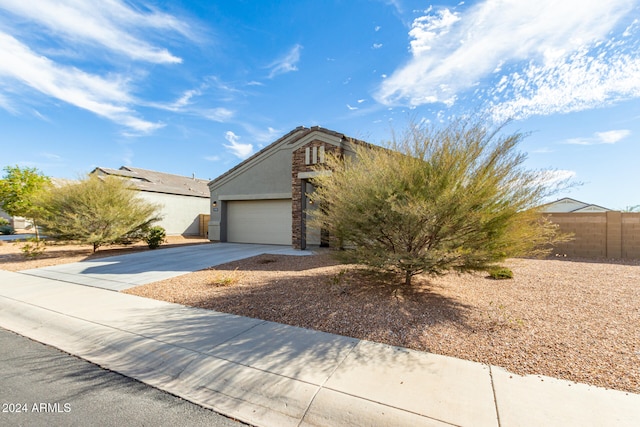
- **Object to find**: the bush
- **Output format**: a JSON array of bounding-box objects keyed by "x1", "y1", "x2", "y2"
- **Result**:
[
  {"x1": 0, "y1": 225, "x2": 15, "y2": 235},
  {"x1": 309, "y1": 118, "x2": 570, "y2": 286},
  {"x1": 487, "y1": 267, "x2": 514, "y2": 280},
  {"x1": 34, "y1": 175, "x2": 162, "y2": 252},
  {"x1": 20, "y1": 237, "x2": 46, "y2": 258},
  {"x1": 208, "y1": 269, "x2": 243, "y2": 287},
  {"x1": 145, "y1": 226, "x2": 166, "y2": 249},
  {"x1": 0, "y1": 217, "x2": 9, "y2": 226}
]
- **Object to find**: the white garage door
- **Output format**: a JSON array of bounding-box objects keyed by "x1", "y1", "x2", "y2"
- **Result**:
[{"x1": 227, "y1": 199, "x2": 292, "y2": 245}]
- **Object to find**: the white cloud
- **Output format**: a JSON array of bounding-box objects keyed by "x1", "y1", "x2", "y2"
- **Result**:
[
  {"x1": 0, "y1": 33, "x2": 161, "y2": 133},
  {"x1": 531, "y1": 147, "x2": 554, "y2": 154},
  {"x1": 203, "y1": 107, "x2": 234, "y2": 122},
  {"x1": 0, "y1": 0, "x2": 192, "y2": 63},
  {"x1": 382, "y1": 0, "x2": 403, "y2": 14},
  {"x1": 565, "y1": 129, "x2": 631, "y2": 145},
  {"x1": 0, "y1": 91, "x2": 14, "y2": 111},
  {"x1": 489, "y1": 42, "x2": 640, "y2": 121},
  {"x1": 268, "y1": 44, "x2": 302, "y2": 78},
  {"x1": 145, "y1": 84, "x2": 234, "y2": 122},
  {"x1": 347, "y1": 104, "x2": 358, "y2": 110},
  {"x1": 31, "y1": 109, "x2": 51, "y2": 122},
  {"x1": 241, "y1": 124, "x2": 282, "y2": 143},
  {"x1": 375, "y1": 0, "x2": 639, "y2": 117},
  {"x1": 150, "y1": 88, "x2": 201, "y2": 112},
  {"x1": 596, "y1": 129, "x2": 631, "y2": 143},
  {"x1": 0, "y1": 0, "x2": 199, "y2": 132},
  {"x1": 207, "y1": 76, "x2": 244, "y2": 95},
  {"x1": 172, "y1": 89, "x2": 200, "y2": 109},
  {"x1": 224, "y1": 131, "x2": 254, "y2": 159},
  {"x1": 205, "y1": 155, "x2": 221, "y2": 162},
  {"x1": 408, "y1": 8, "x2": 460, "y2": 55},
  {"x1": 373, "y1": 43, "x2": 383, "y2": 49}
]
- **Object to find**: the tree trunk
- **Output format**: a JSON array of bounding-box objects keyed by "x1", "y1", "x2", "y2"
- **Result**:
[
  {"x1": 404, "y1": 271, "x2": 412, "y2": 286},
  {"x1": 33, "y1": 220, "x2": 40, "y2": 241}
]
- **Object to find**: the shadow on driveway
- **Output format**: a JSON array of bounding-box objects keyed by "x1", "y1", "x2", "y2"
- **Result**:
[{"x1": 17, "y1": 243, "x2": 311, "y2": 291}]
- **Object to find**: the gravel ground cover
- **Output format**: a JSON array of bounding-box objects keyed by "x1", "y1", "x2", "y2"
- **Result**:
[
  {"x1": 0, "y1": 235, "x2": 211, "y2": 271},
  {"x1": 124, "y1": 252, "x2": 640, "y2": 394}
]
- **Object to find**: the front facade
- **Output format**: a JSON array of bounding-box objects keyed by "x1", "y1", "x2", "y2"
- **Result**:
[
  {"x1": 208, "y1": 126, "x2": 363, "y2": 249},
  {"x1": 92, "y1": 166, "x2": 210, "y2": 236}
]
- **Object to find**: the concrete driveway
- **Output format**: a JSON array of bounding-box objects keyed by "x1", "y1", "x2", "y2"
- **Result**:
[
  {"x1": 0, "y1": 233, "x2": 39, "y2": 241},
  {"x1": 18, "y1": 243, "x2": 311, "y2": 291}
]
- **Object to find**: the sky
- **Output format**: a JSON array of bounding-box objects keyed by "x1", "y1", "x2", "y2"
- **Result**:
[{"x1": 0, "y1": 0, "x2": 639, "y2": 210}]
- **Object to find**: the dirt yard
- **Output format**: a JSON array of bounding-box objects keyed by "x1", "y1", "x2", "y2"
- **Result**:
[
  {"x1": 1, "y1": 238, "x2": 638, "y2": 394},
  {"x1": 124, "y1": 252, "x2": 640, "y2": 394}
]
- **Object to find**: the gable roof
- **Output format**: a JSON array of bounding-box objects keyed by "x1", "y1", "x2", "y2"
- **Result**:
[
  {"x1": 92, "y1": 166, "x2": 210, "y2": 198},
  {"x1": 540, "y1": 197, "x2": 611, "y2": 213},
  {"x1": 209, "y1": 126, "x2": 371, "y2": 188}
]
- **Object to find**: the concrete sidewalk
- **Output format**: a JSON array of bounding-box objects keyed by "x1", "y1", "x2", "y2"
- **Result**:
[{"x1": 0, "y1": 270, "x2": 638, "y2": 426}]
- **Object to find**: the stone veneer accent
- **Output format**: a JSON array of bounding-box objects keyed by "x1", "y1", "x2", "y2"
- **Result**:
[{"x1": 291, "y1": 140, "x2": 342, "y2": 249}]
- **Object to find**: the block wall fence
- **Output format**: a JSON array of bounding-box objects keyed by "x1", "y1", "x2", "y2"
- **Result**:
[{"x1": 547, "y1": 212, "x2": 640, "y2": 259}]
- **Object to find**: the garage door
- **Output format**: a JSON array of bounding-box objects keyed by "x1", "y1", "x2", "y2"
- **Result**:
[{"x1": 227, "y1": 199, "x2": 292, "y2": 245}]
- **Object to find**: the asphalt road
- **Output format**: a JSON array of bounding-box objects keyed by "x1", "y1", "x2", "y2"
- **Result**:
[{"x1": 0, "y1": 328, "x2": 247, "y2": 427}]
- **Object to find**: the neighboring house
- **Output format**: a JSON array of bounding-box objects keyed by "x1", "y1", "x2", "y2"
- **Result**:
[
  {"x1": 0, "y1": 208, "x2": 30, "y2": 229},
  {"x1": 539, "y1": 197, "x2": 611, "y2": 213},
  {"x1": 208, "y1": 126, "x2": 367, "y2": 249},
  {"x1": 92, "y1": 166, "x2": 210, "y2": 236},
  {"x1": 0, "y1": 208, "x2": 11, "y2": 223},
  {"x1": 0, "y1": 208, "x2": 14, "y2": 226}
]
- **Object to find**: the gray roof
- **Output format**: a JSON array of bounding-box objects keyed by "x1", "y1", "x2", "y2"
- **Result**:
[
  {"x1": 92, "y1": 166, "x2": 210, "y2": 198},
  {"x1": 539, "y1": 197, "x2": 612, "y2": 213}
]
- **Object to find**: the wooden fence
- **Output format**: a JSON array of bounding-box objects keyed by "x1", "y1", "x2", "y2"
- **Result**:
[{"x1": 199, "y1": 214, "x2": 210, "y2": 238}]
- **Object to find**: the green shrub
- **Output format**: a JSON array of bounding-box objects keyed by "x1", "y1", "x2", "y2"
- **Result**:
[
  {"x1": 20, "y1": 237, "x2": 46, "y2": 258},
  {"x1": 0, "y1": 225, "x2": 15, "y2": 235},
  {"x1": 487, "y1": 266, "x2": 513, "y2": 280},
  {"x1": 145, "y1": 226, "x2": 166, "y2": 249},
  {"x1": 34, "y1": 174, "x2": 161, "y2": 252},
  {"x1": 0, "y1": 217, "x2": 9, "y2": 226}
]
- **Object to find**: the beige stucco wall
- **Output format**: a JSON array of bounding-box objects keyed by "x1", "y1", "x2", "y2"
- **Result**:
[
  {"x1": 136, "y1": 191, "x2": 210, "y2": 235},
  {"x1": 207, "y1": 128, "x2": 363, "y2": 245},
  {"x1": 208, "y1": 145, "x2": 294, "y2": 241}
]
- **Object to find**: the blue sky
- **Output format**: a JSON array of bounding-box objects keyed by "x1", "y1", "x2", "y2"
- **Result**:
[{"x1": 1, "y1": 0, "x2": 639, "y2": 209}]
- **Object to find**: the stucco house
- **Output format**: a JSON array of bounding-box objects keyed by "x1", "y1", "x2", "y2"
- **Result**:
[
  {"x1": 208, "y1": 126, "x2": 366, "y2": 249},
  {"x1": 539, "y1": 197, "x2": 611, "y2": 213},
  {"x1": 0, "y1": 208, "x2": 16, "y2": 227},
  {"x1": 92, "y1": 166, "x2": 210, "y2": 236}
]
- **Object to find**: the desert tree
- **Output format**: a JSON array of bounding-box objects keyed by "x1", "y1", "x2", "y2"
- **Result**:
[
  {"x1": 35, "y1": 174, "x2": 162, "y2": 252},
  {"x1": 0, "y1": 165, "x2": 51, "y2": 239},
  {"x1": 309, "y1": 119, "x2": 570, "y2": 286}
]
